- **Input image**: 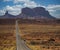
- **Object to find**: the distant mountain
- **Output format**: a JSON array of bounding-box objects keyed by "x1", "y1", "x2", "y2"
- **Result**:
[
  {"x1": 0, "y1": 11, "x2": 16, "y2": 18},
  {"x1": 18, "y1": 7, "x2": 55, "y2": 19},
  {"x1": 0, "y1": 7, "x2": 55, "y2": 19},
  {"x1": 21, "y1": 7, "x2": 36, "y2": 16},
  {"x1": 33, "y1": 7, "x2": 54, "y2": 19}
]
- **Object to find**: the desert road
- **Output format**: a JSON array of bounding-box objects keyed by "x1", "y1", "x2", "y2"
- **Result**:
[{"x1": 16, "y1": 20, "x2": 31, "y2": 50}]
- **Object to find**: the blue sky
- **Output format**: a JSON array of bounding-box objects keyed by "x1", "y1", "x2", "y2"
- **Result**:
[
  {"x1": 34, "y1": 0, "x2": 60, "y2": 5},
  {"x1": 0, "y1": 0, "x2": 60, "y2": 18}
]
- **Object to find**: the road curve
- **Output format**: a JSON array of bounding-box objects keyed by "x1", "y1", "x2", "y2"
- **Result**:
[{"x1": 16, "y1": 20, "x2": 31, "y2": 50}]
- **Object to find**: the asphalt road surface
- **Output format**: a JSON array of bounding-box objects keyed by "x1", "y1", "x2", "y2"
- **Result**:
[{"x1": 16, "y1": 20, "x2": 31, "y2": 50}]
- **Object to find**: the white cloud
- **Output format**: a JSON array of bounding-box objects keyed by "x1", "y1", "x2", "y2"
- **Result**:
[
  {"x1": 4, "y1": 0, "x2": 30, "y2": 3},
  {"x1": 46, "y1": 5, "x2": 60, "y2": 12},
  {"x1": 4, "y1": 0, "x2": 12, "y2": 2},
  {"x1": 6, "y1": 5, "x2": 23, "y2": 15},
  {"x1": 0, "y1": 9, "x2": 6, "y2": 16},
  {"x1": 14, "y1": 0, "x2": 30, "y2": 3},
  {"x1": 45, "y1": 5, "x2": 60, "y2": 18},
  {"x1": 23, "y1": 1, "x2": 40, "y2": 8},
  {"x1": 14, "y1": 0, "x2": 40, "y2": 8},
  {"x1": 47, "y1": 5, "x2": 60, "y2": 9},
  {"x1": 4, "y1": 0, "x2": 40, "y2": 8}
]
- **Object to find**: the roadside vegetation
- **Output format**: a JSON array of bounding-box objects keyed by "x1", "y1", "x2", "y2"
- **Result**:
[
  {"x1": 19, "y1": 23, "x2": 60, "y2": 50},
  {"x1": 0, "y1": 25, "x2": 16, "y2": 50}
]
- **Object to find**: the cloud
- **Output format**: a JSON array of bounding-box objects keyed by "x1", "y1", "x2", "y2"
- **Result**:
[
  {"x1": 4, "y1": 0, "x2": 40, "y2": 8},
  {"x1": 46, "y1": 5, "x2": 60, "y2": 12},
  {"x1": 0, "y1": 9, "x2": 6, "y2": 16},
  {"x1": 14, "y1": 0, "x2": 40, "y2": 8},
  {"x1": 4, "y1": 0, "x2": 12, "y2": 2},
  {"x1": 5, "y1": 5, "x2": 23, "y2": 15},
  {"x1": 45, "y1": 5, "x2": 60, "y2": 18},
  {"x1": 14, "y1": 0, "x2": 30, "y2": 3},
  {"x1": 23, "y1": 1, "x2": 40, "y2": 8},
  {"x1": 47, "y1": 5, "x2": 60, "y2": 9}
]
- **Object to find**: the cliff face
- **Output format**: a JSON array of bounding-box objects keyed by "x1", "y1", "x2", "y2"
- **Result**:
[{"x1": 21, "y1": 7, "x2": 55, "y2": 19}]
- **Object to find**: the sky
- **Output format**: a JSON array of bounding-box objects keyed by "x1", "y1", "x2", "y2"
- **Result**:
[{"x1": 0, "y1": 0, "x2": 60, "y2": 18}]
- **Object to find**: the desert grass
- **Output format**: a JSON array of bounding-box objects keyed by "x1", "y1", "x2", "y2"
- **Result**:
[
  {"x1": 0, "y1": 25, "x2": 16, "y2": 50},
  {"x1": 18, "y1": 23, "x2": 60, "y2": 50},
  {"x1": 0, "y1": 20, "x2": 60, "y2": 50}
]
